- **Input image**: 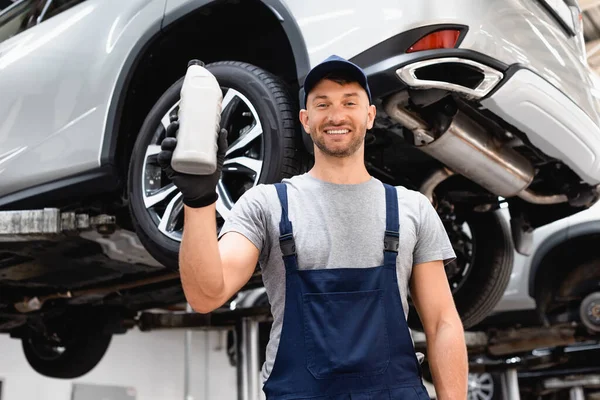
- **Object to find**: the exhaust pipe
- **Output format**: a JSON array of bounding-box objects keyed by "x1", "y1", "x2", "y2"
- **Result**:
[
  {"x1": 395, "y1": 57, "x2": 504, "y2": 100},
  {"x1": 384, "y1": 92, "x2": 568, "y2": 204},
  {"x1": 420, "y1": 168, "x2": 454, "y2": 205},
  {"x1": 14, "y1": 272, "x2": 180, "y2": 313}
]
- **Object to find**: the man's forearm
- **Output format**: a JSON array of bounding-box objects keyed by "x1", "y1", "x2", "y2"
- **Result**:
[
  {"x1": 427, "y1": 319, "x2": 468, "y2": 400},
  {"x1": 179, "y1": 203, "x2": 225, "y2": 310}
]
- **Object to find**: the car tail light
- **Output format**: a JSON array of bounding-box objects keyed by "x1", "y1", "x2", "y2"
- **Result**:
[{"x1": 407, "y1": 30, "x2": 461, "y2": 53}]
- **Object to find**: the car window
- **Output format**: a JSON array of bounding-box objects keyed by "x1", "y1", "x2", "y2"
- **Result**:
[
  {"x1": 39, "y1": 0, "x2": 86, "y2": 22},
  {"x1": 0, "y1": 0, "x2": 44, "y2": 43},
  {"x1": 539, "y1": 0, "x2": 578, "y2": 36},
  {"x1": 0, "y1": 0, "x2": 85, "y2": 44}
]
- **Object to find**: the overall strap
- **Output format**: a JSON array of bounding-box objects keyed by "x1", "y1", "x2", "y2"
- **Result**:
[
  {"x1": 383, "y1": 184, "x2": 400, "y2": 267},
  {"x1": 274, "y1": 183, "x2": 299, "y2": 272}
]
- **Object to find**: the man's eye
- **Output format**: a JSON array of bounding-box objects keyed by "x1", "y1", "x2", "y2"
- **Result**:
[
  {"x1": 317, "y1": 103, "x2": 327, "y2": 108},
  {"x1": 346, "y1": 102, "x2": 356, "y2": 106}
]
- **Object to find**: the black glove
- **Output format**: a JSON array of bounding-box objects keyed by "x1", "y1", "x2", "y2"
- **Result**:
[{"x1": 157, "y1": 115, "x2": 228, "y2": 208}]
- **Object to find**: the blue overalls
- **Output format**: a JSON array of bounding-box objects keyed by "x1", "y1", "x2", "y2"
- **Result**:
[{"x1": 262, "y1": 182, "x2": 431, "y2": 400}]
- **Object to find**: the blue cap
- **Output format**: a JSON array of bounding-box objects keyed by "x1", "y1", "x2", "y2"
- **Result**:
[{"x1": 303, "y1": 55, "x2": 372, "y2": 106}]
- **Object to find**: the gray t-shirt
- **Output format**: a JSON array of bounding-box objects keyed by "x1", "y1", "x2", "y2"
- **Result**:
[{"x1": 218, "y1": 173, "x2": 456, "y2": 382}]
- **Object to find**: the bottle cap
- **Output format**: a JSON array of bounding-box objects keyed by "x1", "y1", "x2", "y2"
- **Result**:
[{"x1": 188, "y1": 59, "x2": 205, "y2": 68}]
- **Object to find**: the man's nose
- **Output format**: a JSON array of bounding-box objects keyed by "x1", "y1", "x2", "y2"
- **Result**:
[{"x1": 326, "y1": 105, "x2": 347, "y2": 125}]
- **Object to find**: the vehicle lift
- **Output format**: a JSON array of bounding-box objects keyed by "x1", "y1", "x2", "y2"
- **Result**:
[
  {"x1": 137, "y1": 303, "x2": 272, "y2": 400},
  {"x1": 0, "y1": 207, "x2": 271, "y2": 399},
  {"x1": 139, "y1": 308, "x2": 600, "y2": 400},
  {"x1": 1, "y1": 208, "x2": 598, "y2": 400}
]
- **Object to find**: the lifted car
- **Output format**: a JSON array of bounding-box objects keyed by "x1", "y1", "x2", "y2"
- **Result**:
[{"x1": 1, "y1": 0, "x2": 600, "y2": 378}]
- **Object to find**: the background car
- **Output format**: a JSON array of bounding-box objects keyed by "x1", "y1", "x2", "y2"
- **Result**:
[
  {"x1": 480, "y1": 201, "x2": 600, "y2": 337},
  {"x1": 2, "y1": 0, "x2": 600, "y2": 379},
  {"x1": 444, "y1": 201, "x2": 600, "y2": 400}
]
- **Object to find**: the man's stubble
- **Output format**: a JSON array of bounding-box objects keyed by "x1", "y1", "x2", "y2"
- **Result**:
[{"x1": 311, "y1": 118, "x2": 368, "y2": 158}]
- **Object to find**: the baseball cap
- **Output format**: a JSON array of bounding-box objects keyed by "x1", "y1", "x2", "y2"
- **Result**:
[{"x1": 303, "y1": 55, "x2": 372, "y2": 106}]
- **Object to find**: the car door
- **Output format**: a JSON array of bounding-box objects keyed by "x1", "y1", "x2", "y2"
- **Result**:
[{"x1": 0, "y1": 0, "x2": 166, "y2": 202}]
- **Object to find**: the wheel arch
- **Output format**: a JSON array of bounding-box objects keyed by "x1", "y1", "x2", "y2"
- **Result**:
[
  {"x1": 161, "y1": 0, "x2": 311, "y2": 83},
  {"x1": 100, "y1": 0, "x2": 310, "y2": 184},
  {"x1": 529, "y1": 220, "x2": 600, "y2": 300}
]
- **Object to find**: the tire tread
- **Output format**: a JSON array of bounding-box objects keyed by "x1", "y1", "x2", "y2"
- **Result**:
[{"x1": 207, "y1": 60, "x2": 306, "y2": 179}]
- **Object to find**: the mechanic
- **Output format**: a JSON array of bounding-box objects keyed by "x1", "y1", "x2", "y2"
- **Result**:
[{"x1": 158, "y1": 55, "x2": 468, "y2": 399}]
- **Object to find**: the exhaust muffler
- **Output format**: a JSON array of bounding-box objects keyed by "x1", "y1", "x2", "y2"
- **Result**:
[{"x1": 383, "y1": 92, "x2": 568, "y2": 204}]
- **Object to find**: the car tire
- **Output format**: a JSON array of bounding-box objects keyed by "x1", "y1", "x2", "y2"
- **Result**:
[
  {"x1": 128, "y1": 61, "x2": 306, "y2": 269},
  {"x1": 409, "y1": 211, "x2": 513, "y2": 329},
  {"x1": 22, "y1": 323, "x2": 112, "y2": 379}
]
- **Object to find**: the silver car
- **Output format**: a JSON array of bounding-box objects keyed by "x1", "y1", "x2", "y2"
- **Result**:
[
  {"x1": 461, "y1": 201, "x2": 600, "y2": 400},
  {"x1": 1, "y1": 0, "x2": 599, "y2": 379}
]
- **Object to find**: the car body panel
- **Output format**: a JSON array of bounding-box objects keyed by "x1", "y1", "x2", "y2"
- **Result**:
[
  {"x1": 163, "y1": 0, "x2": 211, "y2": 24},
  {"x1": 276, "y1": 0, "x2": 598, "y2": 123},
  {"x1": 0, "y1": 0, "x2": 165, "y2": 198},
  {"x1": 493, "y1": 200, "x2": 600, "y2": 313},
  {"x1": 481, "y1": 68, "x2": 600, "y2": 185},
  {"x1": 164, "y1": 0, "x2": 597, "y2": 123},
  {"x1": 463, "y1": 0, "x2": 597, "y2": 123}
]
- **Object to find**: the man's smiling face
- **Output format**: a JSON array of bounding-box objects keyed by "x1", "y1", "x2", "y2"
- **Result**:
[{"x1": 300, "y1": 77, "x2": 376, "y2": 158}]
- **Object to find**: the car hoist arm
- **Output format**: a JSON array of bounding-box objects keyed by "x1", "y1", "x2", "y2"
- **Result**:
[{"x1": 0, "y1": 208, "x2": 116, "y2": 242}]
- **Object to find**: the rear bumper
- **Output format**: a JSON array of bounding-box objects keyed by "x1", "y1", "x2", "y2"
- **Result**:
[{"x1": 481, "y1": 68, "x2": 600, "y2": 186}]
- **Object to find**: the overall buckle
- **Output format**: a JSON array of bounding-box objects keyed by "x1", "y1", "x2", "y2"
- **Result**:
[
  {"x1": 384, "y1": 230, "x2": 399, "y2": 252},
  {"x1": 279, "y1": 233, "x2": 296, "y2": 256}
]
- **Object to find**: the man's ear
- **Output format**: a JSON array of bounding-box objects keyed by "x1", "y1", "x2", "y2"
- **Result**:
[
  {"x1": 366, "y1": 104, "x2": 376, "y2": 130},
  {"x1": 299, "y1": 109, "x2": 311, "y2": 134}
]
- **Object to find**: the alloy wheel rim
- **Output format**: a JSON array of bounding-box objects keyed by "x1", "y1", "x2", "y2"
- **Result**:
[
  {"x1": 446, "y1": 221, "x2": 475, "y2": 294},
  {"x1": 27, "y1": 336, "x2": 66, "y2": 361},
  {"x1": 141, "y1": 87, "x2": 264, "y2": 241},
  {"x1": 467, "y1": 373, "x2": 494, "y2": 400}
]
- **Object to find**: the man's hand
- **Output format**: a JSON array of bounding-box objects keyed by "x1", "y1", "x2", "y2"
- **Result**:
[
  {"x1": 156, "y1": 113, "x2": 258, "y2": 313},
  {"x1": 157, "y1": 114, "x2": 228, "y2": 208}
]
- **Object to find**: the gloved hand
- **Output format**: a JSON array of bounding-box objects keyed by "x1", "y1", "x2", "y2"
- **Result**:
[{"x1": 157, "y1": 114, "x2": 228, "y2": 208}]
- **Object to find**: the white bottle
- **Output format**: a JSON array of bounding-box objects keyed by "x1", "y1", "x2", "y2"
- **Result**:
[{"x1": 171, "y1": 59, "x2": 223, "y2": 175}]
